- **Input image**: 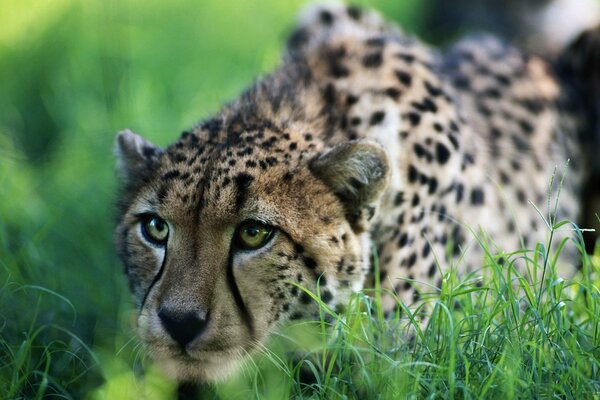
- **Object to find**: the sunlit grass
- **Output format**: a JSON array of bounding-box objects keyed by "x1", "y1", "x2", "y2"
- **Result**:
[
  {"x1": 213, "y1": 222, "x2": 600, "y2": 399},
  {"x1": 1, "y1": 0, "x2": 599, "y2": 398}
]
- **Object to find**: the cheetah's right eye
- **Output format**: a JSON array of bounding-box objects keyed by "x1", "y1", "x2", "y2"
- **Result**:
[
  {"x1": 234, "y1": 221, "x2": 274, "y2": 250},
  {"x1": 140, "y1": 215, "x2": 169, "y2": 246}
]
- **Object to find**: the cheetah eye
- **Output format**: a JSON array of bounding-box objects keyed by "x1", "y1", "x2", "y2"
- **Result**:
[
  {"x1": 235, "y1": 221, "x2": 274, "y2": 250},
  {"x1": 140, "y1": 215, "x2": 169, "y2": 246}
]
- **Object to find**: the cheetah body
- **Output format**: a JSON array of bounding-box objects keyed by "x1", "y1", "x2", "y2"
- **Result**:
[{"x1": 115, "y1": 3, "x2": 585, "y2": 382}]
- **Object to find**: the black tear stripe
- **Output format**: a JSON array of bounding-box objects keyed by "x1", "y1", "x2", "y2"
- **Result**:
[
  {"x1": 140, "y1": 247, "x2": 168, "y2": 312},
  {"x1": 227, "y1": 250, "x2": 255, "y2": 336},
  {"x1": 234, "y1": 173, "x2": 254, "y2": 209}
]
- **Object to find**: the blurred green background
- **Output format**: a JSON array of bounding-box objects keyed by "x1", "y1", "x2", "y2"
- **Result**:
[{"x1": 0, "y1": 1, "x2": 429, "y2": 398}]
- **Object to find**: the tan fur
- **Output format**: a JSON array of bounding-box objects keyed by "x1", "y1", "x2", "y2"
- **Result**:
[{"x1": 114, "y1": 3, "x2": 585, "y2": 382}]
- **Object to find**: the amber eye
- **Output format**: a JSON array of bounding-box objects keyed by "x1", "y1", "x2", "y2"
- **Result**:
[
  {"x1": 235, "y1": 221, "x2": 274, "y2": 250},
  {"x1": 141, "y1": 215, "x2": 169, "y2": 246}
]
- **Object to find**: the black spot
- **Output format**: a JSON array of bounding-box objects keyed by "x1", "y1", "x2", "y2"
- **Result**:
[
  {"x1": 319, "y1": 275, "x2": 327, "y2": 286},
  {"x1": 412, "y1": 98, "x2": 438, "y2": 113},
  {"x1": 433, "y1": 122, "x2": 443, "y2": 132},
  {"x1": 413, "y1": 143, "x2": 430, "y2": 160},
  {"x1": 328, "y1": 55, "x2": 350, "y2": 78},
  {"x1": 237, "y1": 147, "x2": 253, "y2": 157},
  {"x1": 398, "y1": 233, "x2": 409, "y2": 248},
  {"x1": 395, "y1": 70, "x2": 412, "y2": 86},
  {"x1": 411, "y1": 194, "x2": 420, "y2": 207},
  {"x1": 428, "y1": 177, "x2": 438, "y2": 194},
  {"x1": 350, "y1": 117, "x2": 361, "y2": 126},
  {"x1": 428, "y1": 263, "x2": 436, "y2": 277},
  {"x1": 322, "y1": 83, "x2": 336, "y2": 105},
  {"x1": 483, "y1": 87, "x2": 502, "y2": 99},
  {"x1": 517, "y1": 189, "x2": 527, "y2": 204},
  {"x1": 201, "y1": 118, "x2": 222, "y2": 136},
  {"x1": 142, "y1": 146, "x2": 158, "y2": 159},
  {"x1": 319, "y1": 10, "x2": 334, "y2": 25},
  {"x1": 347, "y1": 5, "x2": 361, "y2": 20},
  {"x1": 162, "y1": 170, "x2": 181, "y2": 180},
  {"x1": 370, "y1": 111, "x2": 385, "y2": 125},
  {"x1": 507, "y1": 220, "x2": 515, "y2": 233},
  {"x1": 408, "y1": 165, "x2": 418, "y2": 183},
  {"x1": 363, "y1": 52, "x2": 383, "y2": 68},
  {"x1": 385, "y1": 87, "x2": 401, "y2": 100},
  {"x1": 464, "y1": 153, "x2": 475, "y2": 165},
  {"x1": 300, "y1": 292, "x2": 312, "y2": 304},
  {"x1": 394, "y1": 192, "x2": 404, "y2": 206},
  {"x1": 448, "y1": 134, "x2": 459, "y2": 150},
  {"x1": 470, "y1": 188, "x2": 485, "y2": 205},
  {"x1": 288, "y1": 28, "x2": 309, "y2": 49},
  {"x1": 289, "y1": 142, "x2": 298, "y2": 151},
  {"x1": 477, "y1": 104, "x2": 492, "y2": 117},
  {"x1": 405, "y1": 253, "x2": 417, "y2": 268},
  {"x1": 435, "y1": 143, "x2": 450, "y2": 164},
  {"x1": 412, "y1": 291, "x2": 421, "y2": 302},
  {"x1": 519, "y1": 119, "x2": 534, "y2": 135},
  {"x1": 396, "y1": 53, "x2": 415, "y2": 63},
  {"x1": 283, "y1": 171, "x2": 293, "y2": 181},
  {"x1": 321, "y1": 290, "x2": 333, "y2": 303},
  {"x1": 290, "y1": 312, "x2": 303, "y2": 320},
  {"x1": 422, "y1": 244, "x2": 430, "y2": 258},
  {"x1": 366, "y1": 37, "x2": 385, "y2": 47},
  {"x1": 346, "y1": 95, "x2": 359, "y2": 105},
  {"x1": 519, "y1": 98, "x2": 544, "y2": 114},
  {"x1": 303, "y1": 257, "x2": 317, "y2": 269},
  {"x1": 424, "y1": 81, "x2": 443, "y2": 97},
  {"x1": 452, "y1": 76, "x2": 471, "y2": 90},
  {"x1": 511, "y1": 134, "x2": 529, "y2": 152},
  {"x1": 294, "y1": 243, "x2": 304, "y2": 254},
  {"x1": 455, "y1": 183, "x2": 464, "y2": 203},
  {"x1": 494, "y1": 74, "x2": 511, "y2": 86},
  {"x1": 245, "y1": 160, "x2": 257, "y2": 168},
  {"x1": 406, "y1": 112, "x2": 421, "y2": 127},
  {"x1": 366, "y1": 206, "x2": 376, "y2": 220}
]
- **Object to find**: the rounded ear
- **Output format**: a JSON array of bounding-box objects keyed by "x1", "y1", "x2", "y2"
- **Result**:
[
  {"x1": 310, "y1": 139, "x2": 390, "y2": 231},
  {"x1": 115, "y1": 129, "x2": 162, "y2": 183}
]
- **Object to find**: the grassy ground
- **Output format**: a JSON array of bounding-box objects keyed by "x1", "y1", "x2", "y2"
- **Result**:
[{"x1": 1, "y1": 1, "x2": 599, "y2": 399}]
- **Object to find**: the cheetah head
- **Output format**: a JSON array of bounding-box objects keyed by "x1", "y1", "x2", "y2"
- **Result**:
[{"x1": 114, "y1": 125, "x2": 389, "y2": 382}]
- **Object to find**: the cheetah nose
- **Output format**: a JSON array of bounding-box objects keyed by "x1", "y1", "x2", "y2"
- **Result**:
[{"x1": 158, "y1": 306, "x2": 209, "y2": 348}]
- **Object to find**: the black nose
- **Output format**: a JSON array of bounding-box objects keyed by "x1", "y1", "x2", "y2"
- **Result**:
[{"x1": 158, "y1": 307, "x2": 209, "y2": 347}]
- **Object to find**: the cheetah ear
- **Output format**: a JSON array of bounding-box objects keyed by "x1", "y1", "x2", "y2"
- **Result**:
[
  {"x1": 115, "y1": 129, "x2": 162, "y2": 182},
  {"x1": 310, "y1": 139, "x2": 390, "y2": 231}
]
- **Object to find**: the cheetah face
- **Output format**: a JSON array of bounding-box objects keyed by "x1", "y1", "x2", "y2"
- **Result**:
[{"x1": 114, "y1": 128, "x2": 389, "y2": 382}]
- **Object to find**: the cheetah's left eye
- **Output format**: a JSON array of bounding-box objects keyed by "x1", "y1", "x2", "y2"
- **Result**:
[{"x1": 235, "y1": 221, "x2": 274, "y2": 250}]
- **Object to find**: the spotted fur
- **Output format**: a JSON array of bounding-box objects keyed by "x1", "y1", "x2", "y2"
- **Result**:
[{"x1": 114, "y1": 3, "x2": 595, "y2": 383}]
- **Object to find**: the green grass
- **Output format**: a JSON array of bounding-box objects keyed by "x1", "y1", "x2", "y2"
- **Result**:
[
  {"x1": 1, "y1": 0, "x2": 599, "y2": 399},
  {"x1": 207, "y1": 221, "x2": 600, "y2": 399}
]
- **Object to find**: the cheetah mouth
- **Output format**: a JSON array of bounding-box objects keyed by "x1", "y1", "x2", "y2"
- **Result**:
[{"x1": 150, "y1": 344, "x2": 248, "y2": 382}]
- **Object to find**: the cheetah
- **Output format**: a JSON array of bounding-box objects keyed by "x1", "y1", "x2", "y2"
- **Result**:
[{"x1": 114, "y1": 3, "x2": 599, "y2": 385}]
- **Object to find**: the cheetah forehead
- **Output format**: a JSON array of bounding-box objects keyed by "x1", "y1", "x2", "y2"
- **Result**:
[{"x1": 136, "y1": 124, "x2": 339, "y2": 228}]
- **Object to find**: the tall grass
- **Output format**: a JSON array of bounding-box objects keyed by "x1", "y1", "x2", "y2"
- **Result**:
[
  {"x1": 1, "y1": 0, "x2": 598, "y2": 398},
  {"x1": 214, "y1": 221, "x2": 599, "y2": 399}
]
